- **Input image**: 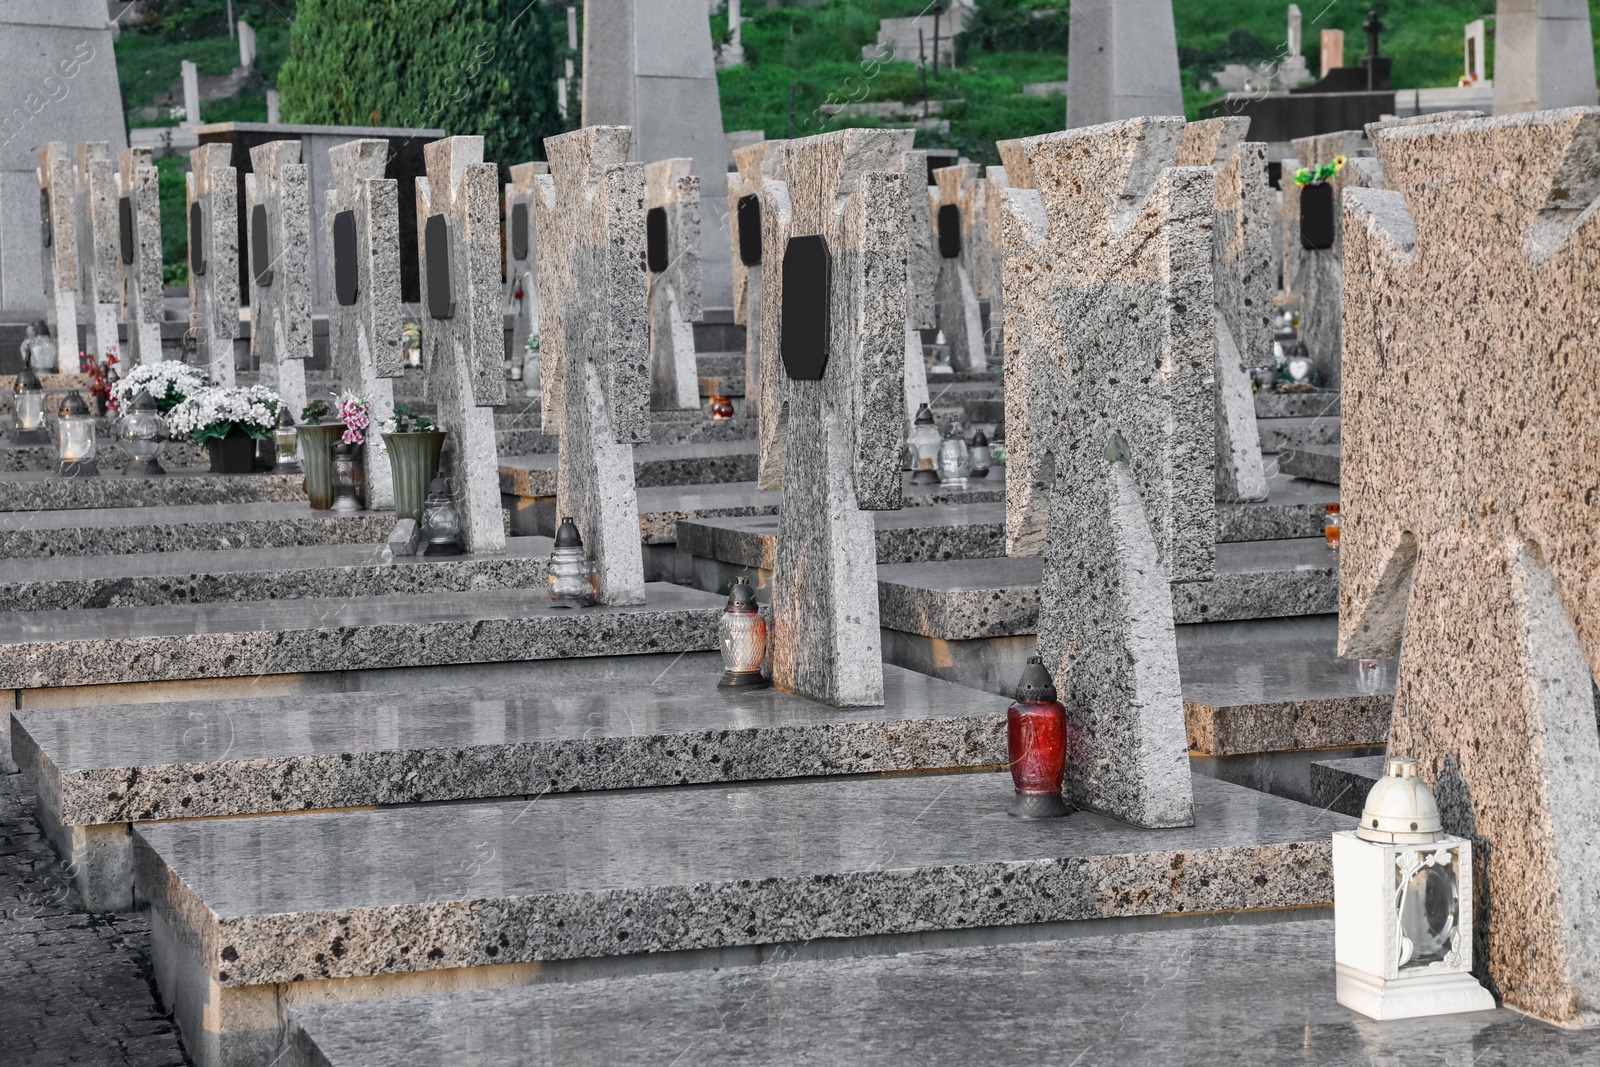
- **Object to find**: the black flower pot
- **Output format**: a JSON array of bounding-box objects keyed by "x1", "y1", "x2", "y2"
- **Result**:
[{"x1": 207, "y1": 429, "x2": 257, "y2": 475}]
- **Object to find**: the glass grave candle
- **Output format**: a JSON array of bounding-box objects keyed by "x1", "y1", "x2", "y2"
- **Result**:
[
  {"x1": 907, "y1": 403, "x2": 940, "y2": 485},
  {"x1": 717, "y1": 577, "x2": 770, "y2": 689},
  {"x1": 330, "y1": 441, "x2": 363, "y2": 512},
  {"x1": 968, "y1": 429, "x2": 991, "y2": 478},
  {"x1": 55, "y1": 392, "x2": 99, "y2": 477},
  {"x1": 938, "y1": 418, "x2": 971, "y2": 489},
  {"x1": 710, "y1": 394, "x2": 735, "y2": 420},
  {"x1": 548, "y1": 516, "x2": 597, "y2": 606},
  {"x1": 927, "y1": 329, "x2": 953, "y2": 375},
  {"x1": 273, "y1": 405, "x2": 302, "y2": 474},
  {"x1": 1325, "y1": 503, "x2": 1341, "y2": 548},
  {"x1": 12, "y1": 363, "x2": 48, "y2": 444},
  {"x1": 1006, "y1": 656, "x2": 1070, "y2": 819},
  {"x1": 419, "y1": 476, "x2": 464, "y2": 555},
  {"x1": 115, "y1": 388, "x2": 168, "y2": 476}
]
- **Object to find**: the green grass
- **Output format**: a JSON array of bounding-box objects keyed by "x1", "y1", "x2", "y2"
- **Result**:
[{"x1": 154, "y1": 155, "x2": 189, "y2": 287}]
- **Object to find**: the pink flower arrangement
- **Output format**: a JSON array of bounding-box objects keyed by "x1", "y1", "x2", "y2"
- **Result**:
[{"x1": 334, "y1": 391, "x2": 370, "y2": 445}]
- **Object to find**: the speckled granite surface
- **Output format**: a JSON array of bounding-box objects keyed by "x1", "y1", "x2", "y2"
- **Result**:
[
  {"x1": 134, "y1": 773, "x2": 1344, "y2": 990},
  {"x1": 1254, "y1": 391, "x2": 1340, "y2": 419},
  {"x1": 1277, "y1": 444, "x2": 1340, "y2": 484},
  {"x1": 0, "y1": 538, "x2": 551, "y2": 611},
  {"x1": 1216, "y1": 470, "x2": 1338, "y2": 542},
  {"x1": 19, "y1": 659, "x2": 1006, "y2": 826},
  {"x1": 0, "y1": 583, "x2": 721, "y2": 688},
  {"x1": 680, "y1": 505, "x2": 1006, "y2": 572},
  {"x1": 0, "y1": 469, "x2": 305, "y2": 511},
  {"x1": 1257, "y1": 416, "x2": 1341, "y2": 453},
  {"x1": 1308, "y1": 754, "x2": 1384, "y2": 818},
  {"x1": 0, "y1": 437, "x2": 208, "y2": 473},
  {"x1": 498, "y1": 440, "x2": 760, "y2": 498},
  {"x1": 288, "y1": 920, "x2": 1600, "y2": 1067},
  {"x1": 0, "y1": 502, "x2": 392, "y2": 558}
]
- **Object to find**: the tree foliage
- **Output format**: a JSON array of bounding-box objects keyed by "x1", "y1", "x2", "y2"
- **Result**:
[{"x1": 277, "y1": 0, "x2": 564, "y2": 171}]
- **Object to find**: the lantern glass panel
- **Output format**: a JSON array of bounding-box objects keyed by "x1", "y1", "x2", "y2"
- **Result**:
[
  {"x1": 908, "y1": 422, "x2": 940, "y2": 475},
  {"x1": 719, "y1": 609, "x2": 768, "y2": 675},
  {"x1": 1397, "y1": 848, "x2": 1460, "y2": 971},
  {"x1": 16, "y1": 391, "x2": 45, "y2": 433},
  {"x1": 58, "y1": 417, "x2": 96, "y2": 463}
]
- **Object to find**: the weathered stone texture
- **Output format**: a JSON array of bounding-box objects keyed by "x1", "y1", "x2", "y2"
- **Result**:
[
  {"x1": 931, "y1": 163, "x2": 988, "y2": 373},
  {"x1": 118, "y1": 148, "x2": 164, "y2": 365},
  {"x1": 187, "y1": 142, "x2": 240, "y2": 385},
  {"x1": 730, "y1": 140, "x2": 784, "y2": 416},
  {"x1": 763, "y1": 129, "x2": 909, "y2": 706},
  {"x1": 246, "y1": 140, "x2": 310, "y2": 420},
  {"x1": 74, "y1": 141, "x2": 120, "y2": 363},
  {"x1": 505, "y1": 161, "x2": 549, "y2": 388},
  {"x1": 38, "y1": 143, "x2": 78, "y2": 355},
  {"x1": 415, "y1": 136, "x2": 505, "y2": 552},
  {"x1": 645, "y1": 158, "x2": 702, "y2": 410},
  {"x1": 533, "y1": 126, "x2": 649, "y2": 603},
  {"x1": 1001, "y1": 117, "x2": 1214, "y2": 827},
  {"x1": 1339, "y1": 106, "x2": 1600, "y2": 1027}
]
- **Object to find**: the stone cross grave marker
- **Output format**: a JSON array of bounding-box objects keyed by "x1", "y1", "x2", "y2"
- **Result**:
[
  {"x1": 758, "y1": 129, "x2": 908, "y2": 707},
  {"x1": 1000, "y1": 117, "x2": 1215, "y2": 827},
  {"x1": 644, "y1": 157, "x2": 702, "y2": 410},
  {"x1": 1175, "y1": 117, "x2": 1270, "y2": 503},
  {"x1": 74, "y1": 142, "x2": 120, "y2": 365},
  {"x1": 117, "y1": 148, "x2": 164, "y2": 365},
  {"x1": 415, "y1": 135, "x2": 506, "y2": 553},
  {"x1": 326, "y1": 138, "x2": 403, "y2": 510},
  {"x1": 245, "y1": 140, "x2": 310, "y2": 421},
  {"x1": 37, "y1": 143, "x2": 79, "y2": 362},
  {"x1": 187, "y1": 142, "x2": 240, "y2": 386},
  {"x1": 504, "y1": 161, "x2": 549, "y2": 388},
  {"x1": 1340, "y1": 107, "x2": 1600, "y2": 1027},
  {"x1": 931, "y1": 162, "x2": 989, "y2": 374},
  {"x1": 532, "y1": 126, "x2": 649, "y2": 604},
  {"x1": 901, "y1": 146, "x2": 934, "y2": 430},
  {"x1": 729, "y1": 139, "x2": 784, "y2": 421}
]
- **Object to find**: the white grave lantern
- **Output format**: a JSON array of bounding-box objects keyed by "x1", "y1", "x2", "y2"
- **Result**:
[{"x1": 1333, "y1": 757, "x2": 1494, "y2": 1020}]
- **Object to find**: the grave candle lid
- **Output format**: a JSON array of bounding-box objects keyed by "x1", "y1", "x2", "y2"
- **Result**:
[
  {"x1": 1012, "y1": 655, "x2": 1057, "y2": 702},
  {"x1": 554, "y1": 515, "x2": 583, "y2": 549},
  {"x1": 1357, "y1": 757, "x2": 1444, "y2": 844}
]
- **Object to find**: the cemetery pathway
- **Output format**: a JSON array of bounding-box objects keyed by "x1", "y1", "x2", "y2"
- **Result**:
[{"x1": 0, "y1": 771, "x2": 187, "y2": 1067}]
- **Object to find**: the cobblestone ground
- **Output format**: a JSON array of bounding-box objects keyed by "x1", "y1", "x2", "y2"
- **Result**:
[{"x1": 1, "y1": 771, "x2": 188, "y2": 1066}]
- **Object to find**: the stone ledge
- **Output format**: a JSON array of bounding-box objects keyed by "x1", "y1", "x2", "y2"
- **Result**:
[
  {"x1": 0, "y1": 501, "x2": 393, "y2": 558},
  {"x1": 0, "y1": 469, "x2": 305, "y2": 511},
  {"x1": 1308, "y1": 754, "x2": 1384, "y2": 817},
  {"x1": 1278, "y1": 444, "x2": 1340, "y2": 484}
]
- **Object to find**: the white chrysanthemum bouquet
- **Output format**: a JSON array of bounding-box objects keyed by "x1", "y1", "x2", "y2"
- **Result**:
[
  {"x1": 109, "y1": 360, "x2": 207, "y2": 413},
  {"x1": 164, "y1": 384, "x2": 281, "y2": 443}
]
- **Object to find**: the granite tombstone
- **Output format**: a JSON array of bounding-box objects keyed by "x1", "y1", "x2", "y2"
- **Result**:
[
  {"x1": 931, "y1": 162, "x2": 989, "y2": 374},
  {"x1": 187, "y1": 142, "x2": 241, "y2": 385},
  {"x1": 729, "y1": 139, "x2": 783, "y2": 421},
  {"x1": 73, "y1": 141, "x2": 120, "y2": 365},
  {"x1": 504, "y1": 161, "x2": 549, "y2": 388},
  {"x1": 644, "y1": 157, "x2": 702, "y2": 410},
  {"x1": 116, "y1": 147, "x2": 163, "y2": 365},
  {"x1": 37, "y1": 142, "x2": 78, "y2": 359},
  {"x1": 245, "y1": 140, "x2": 311, "y2": 421}
]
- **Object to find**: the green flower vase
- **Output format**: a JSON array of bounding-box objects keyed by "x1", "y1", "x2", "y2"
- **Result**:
[
  {"x1": 298, "y1": 423, "x2": 343, "y2": 509},
  {"x1": 383, "y1": 430, "x2": 447, "y2": 521}
]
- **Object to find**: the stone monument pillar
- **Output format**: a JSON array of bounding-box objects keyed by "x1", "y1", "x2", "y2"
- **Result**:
[
  {"x1": 644, "y1": 158, "x2": 703, "y2": 410},
  {"x1": 245, "y1": 141, "x2": 310, "y2": 420},
  {"x1": 1000, "y1": 117, "x2": 1212, "y2": 828},
  {"x1": 1494, "y1": 0, "x2": 1598, "y2": 114},
  {"x1": 37, "y1": 143, "x2": 79, "y2": 361},
  {"x1": 187, "y1": 143, "x2": 240, "y2": 386},
  {"x1": 759, "y1": 129, "x2": 909, "y2": 707},
  {"x1": 1176, "y1": 117, "x2": 1270, "y2": 503},
  {"x1": 74, "y1": 142, "x2": 120, "y2": 366},
  {"x1": 1065, "y1": 0, "x2": 1184, "y2": 129},
  {"x1": 117, "y1": 148, "x2": 164, "y2": 366},
  {"x1": 901, "y1": 146, "x2": 935, "y2": 429},
  {"x1": 326, "y1": 139, "x2": 403, "y2": 510},
  {"x1": 582, "y1": 0, "x2": 732, "y2": 308},
  {"x1": 504, "y1": 161, "x2": 549, "y2": 380},
  {"x1": 415, "y1": 136, "x2": 506, "y2": 553},
  {"x1": 1341, "y1": 107, "x2": 1600, "y2": 1028},
  {"x1": 532, "y1": 126, "x2": 649, "y2": 604},
  {"x1": 931, "y1": 162, "x2": 989, "y2": 374},
  {"x1": 729, "y1": 139, "x2": 783, "y2": 424}
]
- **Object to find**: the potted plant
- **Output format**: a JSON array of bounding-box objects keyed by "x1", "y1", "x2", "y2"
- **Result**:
[
  {"x1": 297, "y1": 397, "x2": 340, "y2": 509},
  {"x1": 108, "y1": 359, "x2": 206, "y2": 414},
  {"x1": 163, "y1": 384, "x2": 280, "y2": 474},
  {"x1": 333, "y1": 392, "x2": 371, "y2": 507},
  {"x1": 379, "y1": 404, "x2": 445, "y2": 521}
]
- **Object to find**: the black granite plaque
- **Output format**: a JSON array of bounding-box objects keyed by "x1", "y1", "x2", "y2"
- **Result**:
[
  {"x1": 424, "y1": 213, "x2": 455, "y2": 320},
  {"x1": 1299, "y1": 182, "x2": 1335, "y2": 250},
  {"x1": 510, "y1": 202, "x2": 529, "y2": 261},
  {"x1": 737, "y1": 194, "x2": 762, "y2": 266},
  {"x1": 119, "y1": 196, "x2": 135, "y2": 265},
  {"x1": 937, "y1": 204, "x2": 961, "y2": 260},
  {"x1": 249, "y1": 203, "x2": 274, "y2": 287},
  {"x1": 333, "y1": 209, "x2": 358, "y2": 306},
  {"x1": 646, "y1": 206, "x2": 669, "y2": 273},
  {"x1": 780, "y1": 235, "x2": 829, "y2": 380},
  {"x1": 189, "y1": 201, "x2": 206, "y2": 276}
]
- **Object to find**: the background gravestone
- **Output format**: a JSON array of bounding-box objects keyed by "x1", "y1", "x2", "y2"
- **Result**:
[
  {"x1": 73, "y1": 142, "x2": 119, "y2": 365},
  {"x1": 1340, "y1": 107, "x2": 1600, "y2": 1028},
  {"x1": 1001, "y1": 117, "x2": 1213, "y2": 828},
  {"x1": 1065, "y1": 0, "x2": 1184, "y2": 129},
  {"x1": 415, "y1": 136, "x2": 505, "y2": 553},
  {"x1": 644, "y1": 157, "x2": 702, "y2": 410},
  {"x1": 533, "y1": 125, "x2": 649, "y2": 605},
  {"x1": 931, "y1": 162, "x2": 988, "y2": 374},
  {"x1": 1175, "y1": 117, "x2": 1270, "y2": 503},
  {"x1": 117, "y1": 148, "x2": 163, "y2": 365},
  {"x1": 760, "y1": 129, "x2": 909, "y2": 707},
  {"x1": 245, "y1": 140, "x2": 310, "y2": 421},
  {"x1": 900, "y1": 146, "x2": 935, "y2": 430},
  {"x1": 326, "y1": 138, "x2": 402, "y2": 510},
  {"x1": 187, "y1": 143, "x2": 240, "y2": 386},
  {"x1": 1494, "y1": 0, "x2": 1598, "y2": 115},
  {"x1": 37, "y1": 143, "x2": 78, "y2": 360},
  {"x1": 504, "y1": 161, "x2": 549, "y2": 379},
  {"x1": 729, "y1": 139, "x2": 783, "y2": 422},
  {"x1": 1278, "y1": 129, "x2": 1364, "y2": 390}
]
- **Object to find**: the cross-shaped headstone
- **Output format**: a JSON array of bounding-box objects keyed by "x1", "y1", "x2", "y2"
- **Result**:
[
  {"x1": 415, "y1": 135, "x2": 506, "y2": 553},
  {"x1": 532, "y1": 126, "x2": 649, "y2": 603},
  {"x1": 901, "y1": 146, "x2": 935, "y2": 430},
  {"x1": 326, "y1": 138, "x2": 403, "y2": 510},
  {"x1": 245, "y1": 140, "x2": 310, "y2": 420},
  {"x1": 644, "y1": 157, "x2": 702, "y2": 410},
  {"x1": 1175, "y1": 117, "x2": 1271, "y2": 503},
  {"x1": 117, "y1": 148, "x2": 164, "y2": 366},
  {"x1": 1340, "y1": 108, "x2": 1600, "y2": 1026},
  {"x1": 729, "y1": 139, "x2": 784, "y2": 423},
  {"x1": 187, "y1": 142, "x2": 240, "y2": 386},
  {"x1": 74, "y1": 142, "x2": 120, "y2": 365},
  {"x1": 931, "y1": 162, "x2": 989, "y2": 374},
  {"x1": 37, "y1": 143, "x2": 79, "y2": 363},
  {"x1": 1000, "y1": 117, "x2": 1216, "y2": 827},
  {"x1": 759, "y1": 129, "x2": 908, "y2": 707},
  {"x1": 504, "y1": 161, "x2": 549, "y2": 386}
]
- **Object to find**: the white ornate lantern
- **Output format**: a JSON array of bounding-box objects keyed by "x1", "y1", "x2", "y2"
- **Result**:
[{"x1": 1333, "y1": 757, "x2": 1494, "y2": 1020}]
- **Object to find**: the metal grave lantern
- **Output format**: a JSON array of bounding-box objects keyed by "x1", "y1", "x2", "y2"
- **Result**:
[
  {"x1": 55, "y1": 392, "x2": 99, "y2": 477},
  {"x1": 115, "y1": 388, "x2": 168, "y2": 476},
  {"x1": 1333, "y1": 757, "x2": 1495, "y2": 1020},
  {"x1": 12, "y1": 361, "x2": 48, "y2": 444}
]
